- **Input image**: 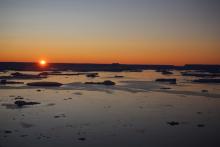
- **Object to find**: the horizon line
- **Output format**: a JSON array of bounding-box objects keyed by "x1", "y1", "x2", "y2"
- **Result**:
[{"x1": 0, "y1": 61, "x2": 219, "y2": 66}]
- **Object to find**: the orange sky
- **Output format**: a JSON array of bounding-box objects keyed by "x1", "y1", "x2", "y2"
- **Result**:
[
  {"x1": 1, "y1": 39, "x2": 219, "y2": 65},
  {"x1": 0, "y1": 36, "x2": 219, "y2": 65}
]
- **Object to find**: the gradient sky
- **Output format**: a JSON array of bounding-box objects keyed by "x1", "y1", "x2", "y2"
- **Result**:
[{"x1": 0, "y1": 0, "x2": 220, "y2": 65}]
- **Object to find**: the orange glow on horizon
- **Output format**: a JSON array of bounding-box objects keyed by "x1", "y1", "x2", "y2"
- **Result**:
[{"x1": 0, "y1": 35, "x2": 219, "y2": 65}]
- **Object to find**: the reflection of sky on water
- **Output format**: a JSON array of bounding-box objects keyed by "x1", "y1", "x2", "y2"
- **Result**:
[
  {"x1": 1, "y1": 70, "x2": 220, "y2": 94},
  {"x1": 0, "y1": 70, "x2": 220, "y2": 147}
]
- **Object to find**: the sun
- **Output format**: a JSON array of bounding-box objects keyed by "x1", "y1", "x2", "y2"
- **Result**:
[{"x1": 39, "y1": 60, "x2": 47, "y2": 66}]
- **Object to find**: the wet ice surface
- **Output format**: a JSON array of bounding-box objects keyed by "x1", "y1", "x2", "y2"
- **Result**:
[{"x1": 0, "y1": 70, "x2": 220, "y2": 147}]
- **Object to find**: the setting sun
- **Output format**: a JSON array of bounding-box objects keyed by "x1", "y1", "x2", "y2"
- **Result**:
[{"x1": 39, "y1": 60, "x2": 47, "y2": 66}]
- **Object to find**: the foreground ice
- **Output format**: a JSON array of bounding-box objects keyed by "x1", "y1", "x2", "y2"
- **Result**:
[{"x1": 0, "y1": 70, "x2": 220, "y2": 147}]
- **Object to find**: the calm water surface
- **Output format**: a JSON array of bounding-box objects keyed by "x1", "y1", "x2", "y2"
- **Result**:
[{"x1": 0, "y1": 70, "x2": 220, "y2": 147}]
